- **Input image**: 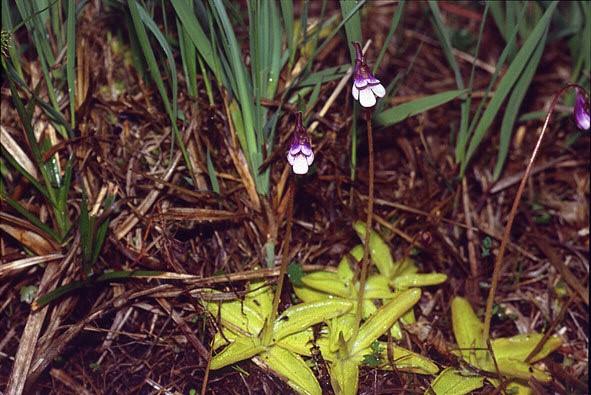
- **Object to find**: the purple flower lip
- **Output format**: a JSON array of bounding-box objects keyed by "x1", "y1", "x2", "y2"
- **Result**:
[
  {"x1": 574, "y1": 88, "x2": 590, "y2": 130},
  {"x1": 351, "y1": 42, "x2": 385, "y2": 108},
  {"x1": 286, "y1": 112, "x2": 314, "y2": 174}
]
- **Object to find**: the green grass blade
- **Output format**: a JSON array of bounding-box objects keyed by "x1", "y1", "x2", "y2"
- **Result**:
[
  {"x1": 91, "y1": 195, "x2": 115, "y2": 265},
  {"x1": 170, "y1": 0, "x2": 219, "y2": 80},
  {"x1": 457, "y1": 2, "x2": 489, "y2": 164},
  {"x1": 340, "y1": 0, "x2": 363, "y2": 62},
  {"x1": 428, "y1": 0, "x2": 470, "y2": 165},
  {"x1": 2, "y1": 0, "x2": 24, "y2": 78},
  {"x1": 211, "y1": 0, "x2": 264, "y2": 193},
  {"x1": 460, "y1": 1, "x2": 558, "y2": 176},
  {"x1": 0, "y1": 189, "x2": 60, "y2": 242},
  {"x1": 280, "y1": 0, "x2": 295, "y2": 67},
  {"x1": 0, "y1": 145, "x2": 49, "y2": 200},
  {"x1": 375, "y1": 90, "x2": 466, "y2": 127},
  {"x1": 374, "y1": 0, "x2": 404, "y2": 73},
  {"x1": 206, "y1": 149, "x2": 220, "y2": 194},
  {"x1": 80, "y1": 193, "x2": 93, "y2": 273},
  {"x1": 177, "y1": 9, "x2": 197, "y2": 98},
  {"x1": 493, "y1": 26, "x2": 548, "y2": 180},
  {"x1": 128, "y1": 0, "x2": 194, "y2": 181},
  {"x1": 66, "y1": 0, "x2": 76, "y2": 128}
]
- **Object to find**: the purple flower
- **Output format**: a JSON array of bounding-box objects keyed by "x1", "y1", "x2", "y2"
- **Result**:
[
  {"x1": 287, "y1": 112, "x2": 314, "y2": 174},
  {"x1": 574, "y1": 88, "x2": 590, "y2": 130},
  {"x1": 351, "y1": 42, "x2": 386, "y2": 108}
]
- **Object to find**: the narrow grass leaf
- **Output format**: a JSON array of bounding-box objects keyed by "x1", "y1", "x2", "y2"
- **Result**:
[
  {"x1": 66, "y1": 0, "x2": 76, "y2": 128},
  {"x1": 374, "y1": 0, "x2": 404, "y2": 73},
  {"x1": 460, "y1": 1, "x2": 558, "y2": 176},
  {"x1": 375, "y1": 90, "x2": 466, "y2": 127},
  {"x1": 339, "y1": 0, "x2": 362, "y2": 62},
  {"x1": 493, "y1": 26, "x2": 548, "y2": 180},
  {"x1": 206, "y1": 149, "x2": 220, "y2": 194}
]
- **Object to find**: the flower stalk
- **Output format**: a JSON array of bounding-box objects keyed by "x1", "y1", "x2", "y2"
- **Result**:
[
  {"x1": 482, "y1": 83, "x2": 590, "y2": 343},
  {"x1": 354, "y1": 111, "x2": 375, "y2": 338},
  {"x1": 264, "y1": 170, "x2": 295, "y2": 346}
]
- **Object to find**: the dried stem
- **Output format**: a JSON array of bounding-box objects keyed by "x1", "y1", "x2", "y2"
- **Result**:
[
  {"x1": 482, "y1": 83, "x2": 582, "y2": 343},
  {"x1": 354, "y1": 112, "x2": 375, "y2": 334},
  {"x1": 264, "y1": 178, "x2": 294, "y2": 345}
]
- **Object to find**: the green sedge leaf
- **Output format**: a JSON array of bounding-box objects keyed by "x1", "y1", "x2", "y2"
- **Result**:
[
  {"x1": 288, "y1": 262, "x2": 305, "y2": 287},
  {"x1": 351, "y1": 288, "x2": 421, "y2": 355},
  {"x1": 273, "y1": 299, "x2": 353, "y2": 341},
  {"x1": 300, "y1": 271, "x2": 351, "y2": 298},
  {"x1": 390, "y1": 273, "x2": 448, "y2": 290},
  {"x1": 259, "y1": 345, "x2": 322, "y2": 395},
  {"x1": 426, "y1": 367, "x2": 485, "y2": 395},
  {"x1": 353, "y1": 221, "x2": 395, "y2": 278},
  {"x1": 330, "y1": 358, "x2": 359, "y2": 395},
  {"x1": 491, "y1": 333, "x2": 562, "y2": 363},
  {"x1": 210, "y1": 336, "x2": 263, "y2": 370}
]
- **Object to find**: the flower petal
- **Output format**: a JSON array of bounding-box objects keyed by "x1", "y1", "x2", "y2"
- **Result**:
[
  {"x1": 301, "y1": 144, "x2": 312, "y2": 156},
  {"x1": 287, "y1": 152, "x2": 295, "y2": 165},
  {"x1": 354, "y1": 78, "x2": 368, "y2": 88},
  {"x1": 352, "y1": 84, "x2": 359, "y2": 100},
  {"x1": 370, "y1": 83, "x2": 386, "y2": 98},
  {"x1": 289, "y1": 144, "x2": 302, "y2": 156},
  {"x1": 368, "y1": 75, "x2": 380, "y2": 85},
  {"x1": 359, "y1": 87, "x2": 376, "y2": 108},
  {"x1": 306, "y1": 151, "x2": 314, "y2": 166},
  {"x1": 292, "y1": 155, "x2": 309, "y2": 174}
]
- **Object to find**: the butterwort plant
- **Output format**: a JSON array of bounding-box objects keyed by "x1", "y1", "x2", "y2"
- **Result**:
[
  {"x1": 351, "y1": 42, "x2": 386, "y2": 108},
  {"x1": 287, "y1": 112, "x2": 315, "y2": 174}
]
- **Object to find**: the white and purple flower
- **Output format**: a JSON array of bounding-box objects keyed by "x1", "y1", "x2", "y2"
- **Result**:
[
  {"x1": 351, "y1": 41, "x2": 386, "y2": 108},
  {"x1": 574, "y1": 88, "x2": 590, "y2": 130},
  {"x1": 287, "y1": 112, "x2": 314, "y2": 175}
]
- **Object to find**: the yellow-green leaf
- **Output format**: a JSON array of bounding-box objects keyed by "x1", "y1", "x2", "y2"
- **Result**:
[
  {"x1": 451, "y1": 297, "x2": 485, "y2": 366},
  {"x1": 337, "y1": 245, "x2": 363, "y2": 282},
  {"x1": 392, "y1": 257, "x2": 418, "y2": 277},
  {"x1": 330, "y1": 358, "x2": 359, "y2": 395},
  {"x1": 273, "y1": 299, "x2": 353, "y2": 341},
  {"x1": 351, "y1": 288, "x2": 421, "y2": 355},
  {"x1": 328, "y1": 313, "x2": 356, "y2": 353},
  {"x1": 495, "y1": 357, "x2": 552, "y2": 382},
  {"x1": 491, "y1": 333, "x2": 562, "y2": 363},
  {"x1": 426, "y1": 367, "x2": 484, "y2": 395},
  {"x1": 210, "y1": 336, "x2": 263, "y2": 370},
  {"x1": 276, "y1": 328, "x2": 314, "y2": 357},
  {"x1": 212, "y1": 327, "x2": 239, "y2": 350},
  {"x1": 365, "y1": 274, "x2": 395, "y2": 299},
  {"x1": 259, "y1": 345, "x2": 322, "y2": 395},
  {"x1": 390, "y1": 273, "x2": 448, "y2": 290},
  {"x1": 205, "y1": 298, "x2": 265, "y2": 335},
  {"x1": 245, "y1": 281, "x2": 273, "y2": 319},
  {"x1": 372, "y1": 342, "x2": 440, "y2": 374},
  {"x1": 293, "y1": 284, "x2": 330, "y2": 303},
  {"x1": 301, "y1": 271, "x2": 352, "y2": 298},
  {"x1": 353, "y1": 221, "x2": 394, "y2": 278}
]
